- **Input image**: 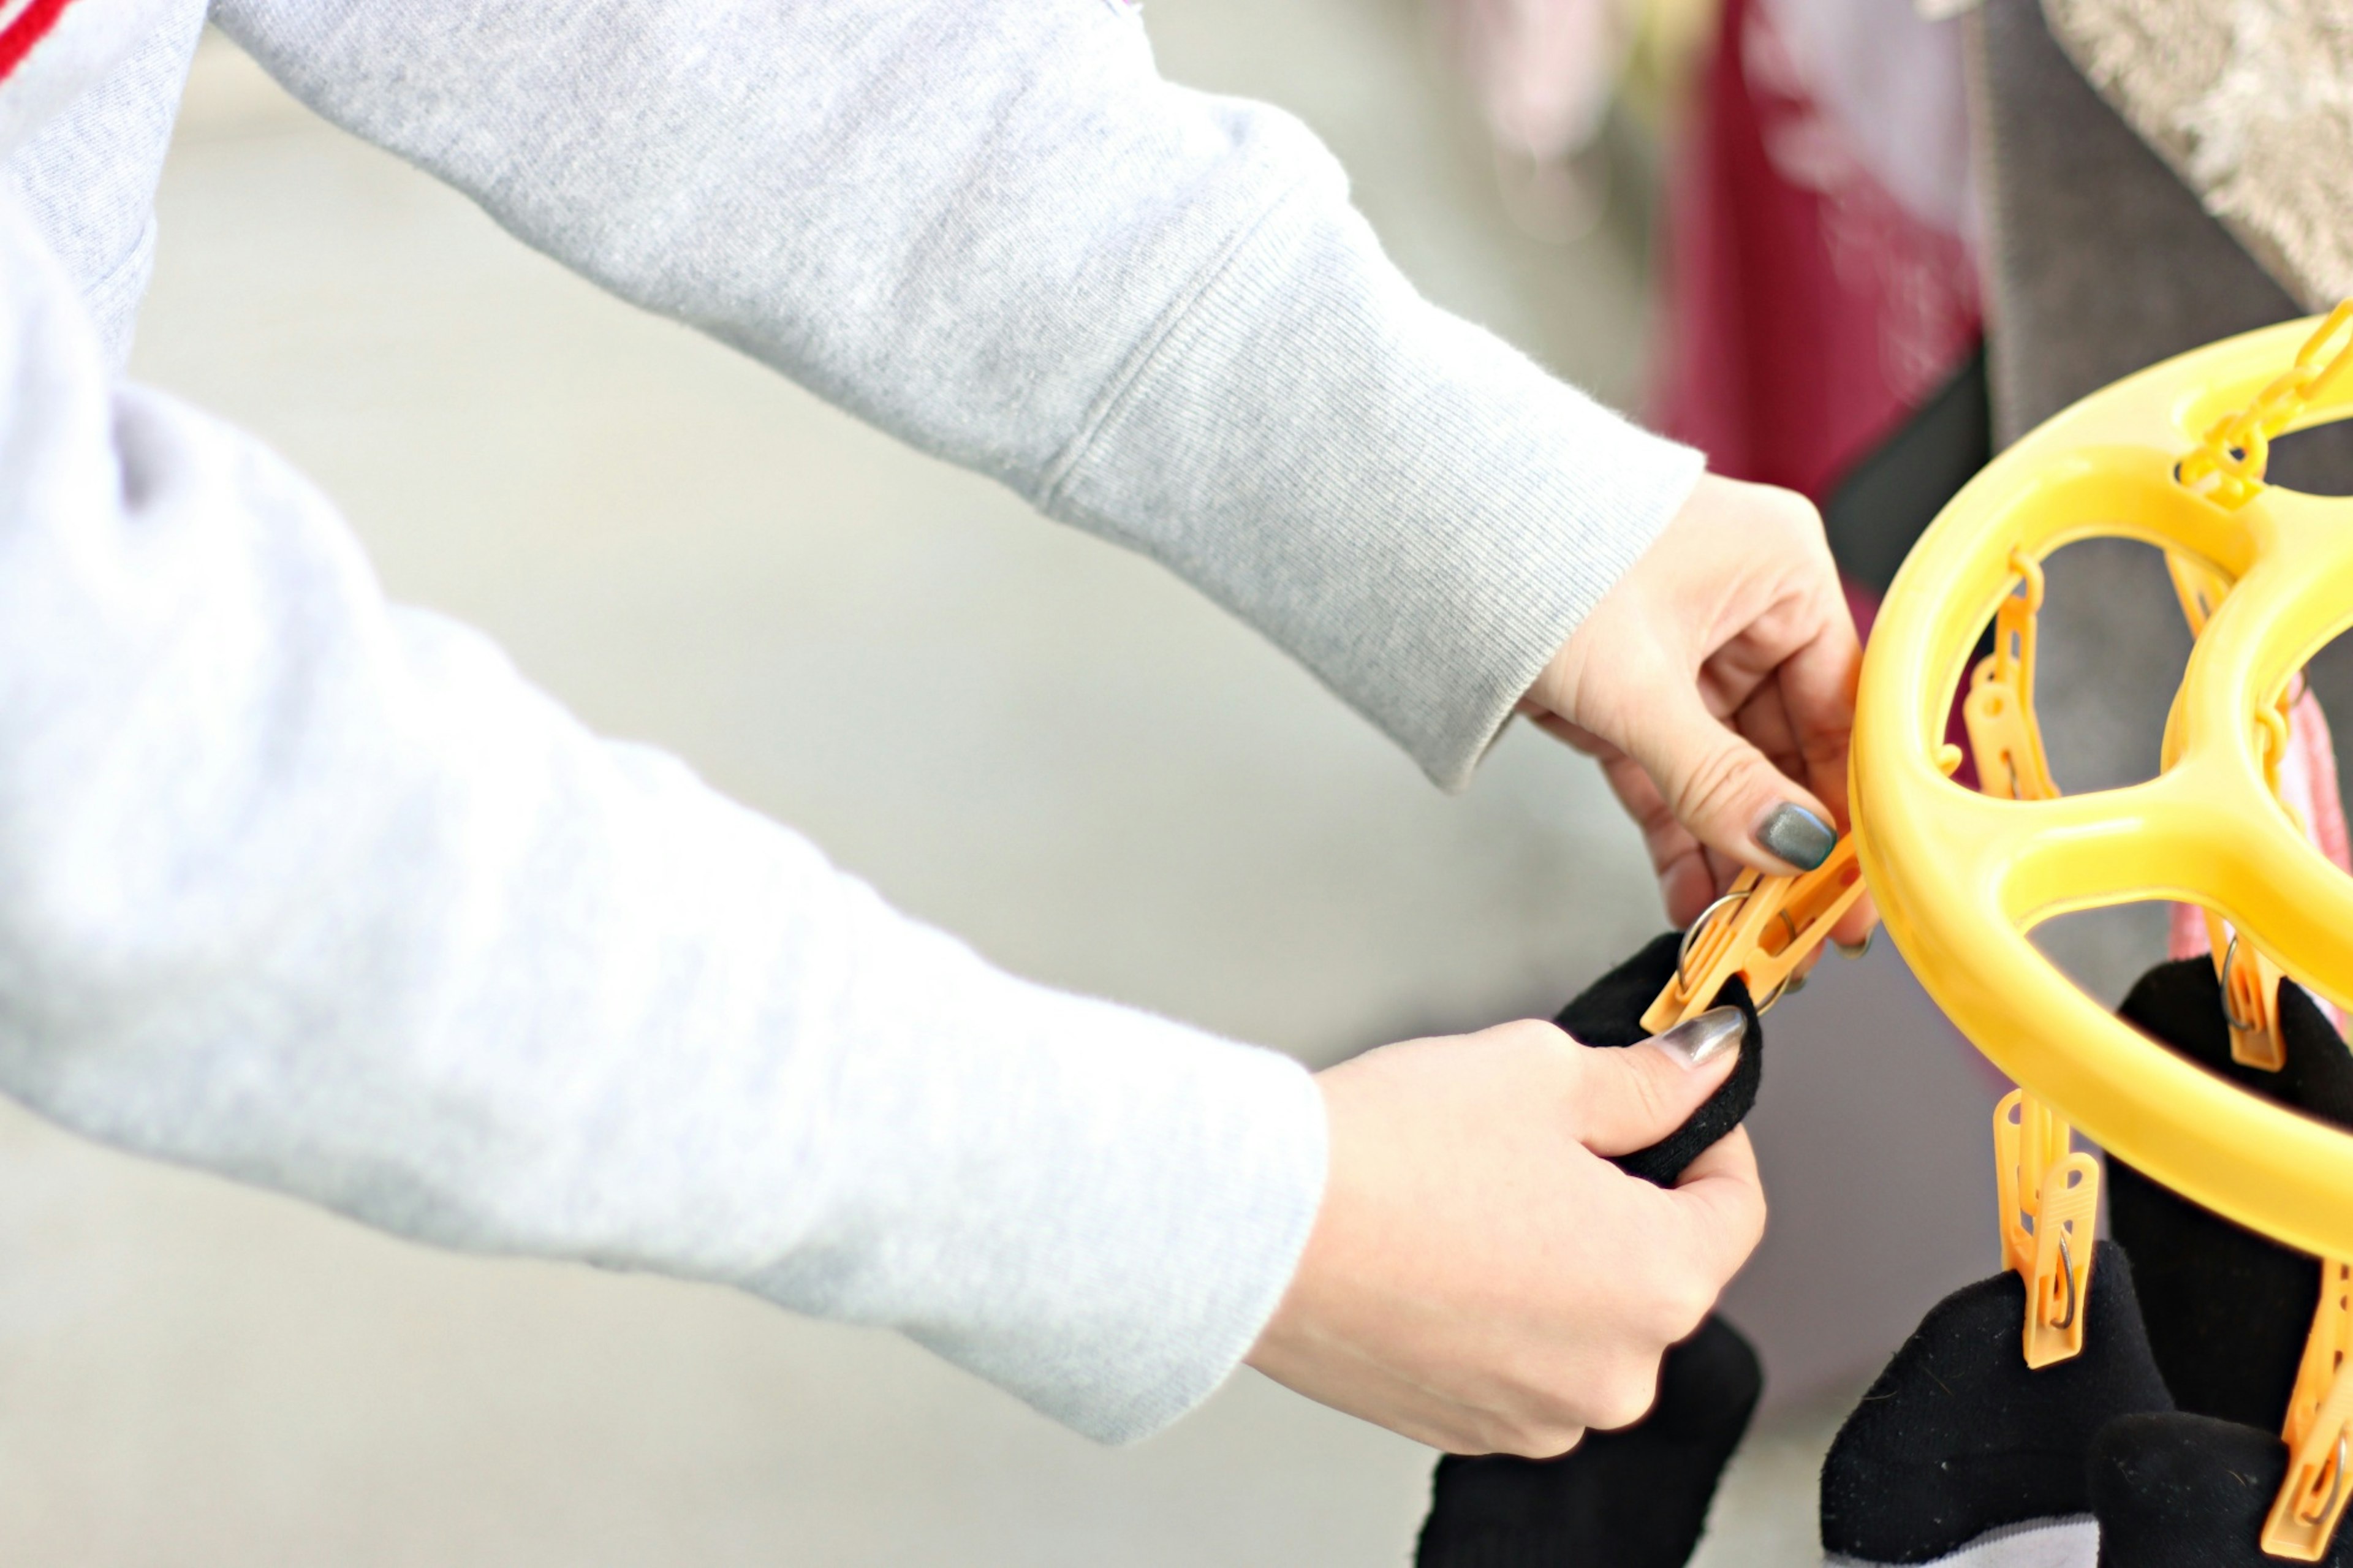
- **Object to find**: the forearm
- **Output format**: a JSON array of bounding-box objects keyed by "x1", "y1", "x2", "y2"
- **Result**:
[
  {"x1": 0, "y1": 198, "x2": 1323, "y2": 1444},
  {"x1": 213, "y1": 0, "x2": 1701, "y2": 786}
]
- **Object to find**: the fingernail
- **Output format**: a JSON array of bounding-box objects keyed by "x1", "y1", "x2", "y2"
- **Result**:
[
  {"x1": 1649, "y1": 1006, "x2": 1744, "y2": 1070},
  {"x1": 1755, "y1": 801, "x2": 1835, "y2": 870}
]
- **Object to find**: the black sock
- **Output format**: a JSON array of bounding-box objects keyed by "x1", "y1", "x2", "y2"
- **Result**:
[
  {"x1": 1555, "y1": 931, "x2": 1763, "y2": 1188},
  {"x1": 2090, "y1": 1412, "x2": 2353, "y2": 1567},
  {"x1": 1411, "y1": 937, "x2": 1768, "y2": 1568},
  {"x1": 2110, "y1": 958, "x2": 2353, "y2": 1427},
  {"x1": 1415, "y1": 1316, "x2": 1764, "y2": 1568},
  {"x1": 1819, "y1": 1242, "x2": 2172, "y2": 1566}
]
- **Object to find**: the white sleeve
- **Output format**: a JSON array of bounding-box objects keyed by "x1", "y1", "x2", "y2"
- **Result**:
[
  {"x1": 211, "y1": 0, "x2": 1702, "y2": 789},
  {"x1": 0, "y1": 198, "x2": 1324, "y2": 1444}
]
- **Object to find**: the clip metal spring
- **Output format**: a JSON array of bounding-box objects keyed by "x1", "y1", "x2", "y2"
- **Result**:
[{"x1": 1641, "y1": 837, "x2": 1868, "y2": 1034}]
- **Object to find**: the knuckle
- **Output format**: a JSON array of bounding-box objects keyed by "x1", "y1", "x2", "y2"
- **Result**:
[
  {"x1": 1627, "y1": 1249, "x2": 1716, "y2": 1343},
  {"x1": 1499, "y1": 1017, "x2": 1571, "y2": 1052},
  {"x1": 1510, "y1": 1423, "x2": 1585, "y2": 1461},
  {"x1": 1732, "y1": 1187, "x2": 1769, "y2": 1254},
  {"x1": 1766, "y1": 483, "x2": 1825, "y2": 536},
  {"x1": 1626, "y1": 1056, "x2": 1683, "y2": 1126},
  {"x1": 1671, "y1": 741, "x2": 1762, "y2": 833},
  {"x1": 1487, "y1": 1403, "x2": 1581, "y2": 1450},
  {"x1": 1655, "y1": 1277, "x2": 1717, "y2": 1343},
  {"x1": 1588, "y1": 1363, "x2": 1664, "y2": 1431}
]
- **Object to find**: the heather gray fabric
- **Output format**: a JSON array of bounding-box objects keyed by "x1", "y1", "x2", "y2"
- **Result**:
[
  {"x1": 0, "y1": 194, "x2": 1324, "y2": 1445},
  {"x1": 1968, "y1": 0, "x2": 2353, "y2": 1002},
  {"x1": 2, "y1": 11, "x2": 202, "y2": 365},
  {"x1": 26, "y1": 0, "x2": 1708, "y2": 788},
  {"x1": 0, "y1": 0, "x2": 1706, "y2": 1444}
]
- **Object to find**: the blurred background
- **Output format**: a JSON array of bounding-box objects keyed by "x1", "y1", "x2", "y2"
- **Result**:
[{"x1": 0, "y1": 1, "x2": 2034, "y2": 1562}]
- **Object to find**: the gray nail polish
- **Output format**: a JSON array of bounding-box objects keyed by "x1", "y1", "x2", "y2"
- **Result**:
[
  {"x1": 1756, "y1": 801, "x2": 1836, "y2": 870},
  {"x1": 1649, "y1": 1006, "x2": 1744, "y2": 1070}
]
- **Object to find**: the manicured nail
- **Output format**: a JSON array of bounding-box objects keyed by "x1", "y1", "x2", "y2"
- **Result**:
[
  {"x1": 1649, "y1": 1006, "x2": 1744, "y2": 1071},
  {"x1": 1756, "y1": 801, "x2": 1835, "y2": 870}
]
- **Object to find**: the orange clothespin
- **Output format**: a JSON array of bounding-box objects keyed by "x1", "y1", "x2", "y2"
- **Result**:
[
  {"x1": 1640, "y1": 837, "x2": 1868, "y2": 1034},
  {"x1": 1963, "y1": 551, "x2": 2059, "y2": 803},
  {"x1": 2207, "y1": 923, "x2": 2291, "y2": 1071},
  {"x1": 1994, "y1": 1090, "x2": 2100, "y2": 1368},
  {"x1": 2267, "y1": 1259, "x2": 2353, "y2": 1560},
  {"x1": 1962, "y1": 554, "x2": 2099, "y2": 1368},
  {"x1": 2211, "y1": 702, "x2": 2303, "y2": 1069},
  {"x1": 2165, "y1": 552, "x2": 2298, "y2": 1070}
]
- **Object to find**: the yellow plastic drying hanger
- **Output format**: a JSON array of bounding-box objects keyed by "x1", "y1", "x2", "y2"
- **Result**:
[{"x1": 1852, "y1": 304, "x2": 2353, "y2": 1560}]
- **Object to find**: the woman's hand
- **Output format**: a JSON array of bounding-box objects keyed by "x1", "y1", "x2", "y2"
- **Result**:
[
  {"x1": 1523, "y1": 473, "x2": 1871, "y2": 937},
  {"x1": 1245, "y1": 1018, "x2": 1764, "y2": 1455}
]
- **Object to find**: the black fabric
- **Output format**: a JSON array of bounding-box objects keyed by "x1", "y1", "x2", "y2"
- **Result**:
[
  {"x1": 1824, "y1": 344, "x2": 1993, "y2": 598},
  {"x1": 1819, "y1": 1243, "x2": 2172, "y2": 1564},
  {"x1": 1415, "y1": 1316, "x2": 1763, "y2": 1568},
  {"x1": 2110, "y1": 958, "x2": 2353, "y2": 1429},
  {"x1": 1559, "y1": 931, "x2": 1763, "y2": 1187},
  {"x1": 2091, "y1": 1412, "x2": 2353, "y2": 1567}
]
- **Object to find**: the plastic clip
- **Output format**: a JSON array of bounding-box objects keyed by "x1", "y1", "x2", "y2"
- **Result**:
[
  {"x1": 2209, "y1": 924, "x2": 2290, "y2": 1072},
  {"x1": 1640, "y1": 837, "x2": 1868, "y2": 1034},
  {"x1": 2167, "y1": 551, "x2": 2231, "y2": 638},
  {"x1": 2166, "y1": 553, "x2": 2299, "y2": 1070},
  {"x1": 2267, "y1": 1260, "x2": 2353, "y2": 1561},
  {"x1": 1963, "y1": 552, "x2": 2059, "y2": 803},
  {"x1": 1995, "y1": 1089, "x2": 2100, "y2": 1369}
]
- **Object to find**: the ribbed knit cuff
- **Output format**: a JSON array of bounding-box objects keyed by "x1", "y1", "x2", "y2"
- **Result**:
[
  {"x1": 1045, "y1": 190, "x2": 1703, "y2": 790},
  {"x1": 737, "y1": 909, "x2": 1331, "y2": 1446}
]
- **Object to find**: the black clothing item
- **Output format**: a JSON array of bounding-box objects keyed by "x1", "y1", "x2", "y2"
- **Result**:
[
  {"x1": 2091, "y1": 1412, "x2": 2353, "y2": 1567},
  {"x1": 1561, "y1": 931, "x2": 1762, "y2": 1187},
  {"x1": 1819, "y1": 1244, "x2": 2172, "y2": 1565},
  {"x1": 1412, "y1": 935, "x2": 1769, "y2": 1568},
  {"x1": 1414, "y1": 1316, "x2": 1763, "y2": 1568},
  {"x1": 2110, "y1": 958, "x2": 2353, "y2": 1429},
  {"x1": 1824, "y1": 345, "x2": 1992, "y2": 599}
]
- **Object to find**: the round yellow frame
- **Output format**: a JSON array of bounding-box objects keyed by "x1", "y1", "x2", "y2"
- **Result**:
[{"x1": 1854, "y1": 316, "x2": 2353, "y2": 1263}]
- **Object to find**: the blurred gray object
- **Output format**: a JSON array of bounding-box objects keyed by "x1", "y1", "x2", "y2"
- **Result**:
[{"x1": 1969, "y1": 0, "x2": 2353, "y2": 1003}]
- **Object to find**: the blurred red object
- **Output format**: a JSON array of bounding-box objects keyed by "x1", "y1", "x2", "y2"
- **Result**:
[{"x1": 1653, "y1": 0, "x2": 1979, "y2": 505}]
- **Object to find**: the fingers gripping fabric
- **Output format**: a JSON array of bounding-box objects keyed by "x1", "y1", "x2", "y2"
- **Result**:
[
  {"x1": 1412, "y1": 934, "x2": 1768, "y2": 1568},
  {"x1": 1414, "y1": 1316, "x2": 1763, "y2": 1568},
  {"x1": 1557, "y1": 930, "x2": 1765, "y2": 1187},
  {"x1": 2110, "y1": 958, "x2": 2353, "y2": 1428},
  {"x1": 1819, "y1": 1243, "x2": 2172, "y2": 1568}
]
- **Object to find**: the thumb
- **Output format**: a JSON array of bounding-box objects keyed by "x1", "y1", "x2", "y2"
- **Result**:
[
  {"x1": 1624, "y1": 683, "x2": 1838, "y2": 877},
  {"x1": 1569, "y1": 1009, "x2": 1745, "y2": 1157}
]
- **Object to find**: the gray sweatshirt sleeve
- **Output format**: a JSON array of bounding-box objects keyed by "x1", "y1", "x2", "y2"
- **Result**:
[
  {"x1": 210, "y1": 0, "x2": 1703, "y2": 788},
  {"x1": 0, "y1": 195, "x2": 1322, "y2": 1445}
]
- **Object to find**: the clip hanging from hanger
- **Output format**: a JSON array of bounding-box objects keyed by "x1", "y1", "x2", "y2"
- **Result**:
[
  {"x1": 2267, "y1": 1258, "x2": 2353, "y2": 1560},
  {"x1": 2164, "y1": 552, "x2": 2300, "y2": 1070},
  {"x1": 1640, "y1": 838, "x2": 1868, "y2": 1034},
  {"x1": 2212, "y1": 925, "x2": 2291, "y2": 1072},
  {"x1": 1994, "y1": 1089, "x2": 2099, "y2": 1368},
  {"x1": 1963, "y1": 555, "x2": 2097, "y2": 1366},
  {"x1": 1963, "y1": 551, "x2": 2059, "y2": 803}
]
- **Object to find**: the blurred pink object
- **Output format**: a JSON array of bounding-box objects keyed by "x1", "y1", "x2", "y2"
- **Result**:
[{"x1": 1438, "y1": 0, "x2": 1632, "y2": 162}]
